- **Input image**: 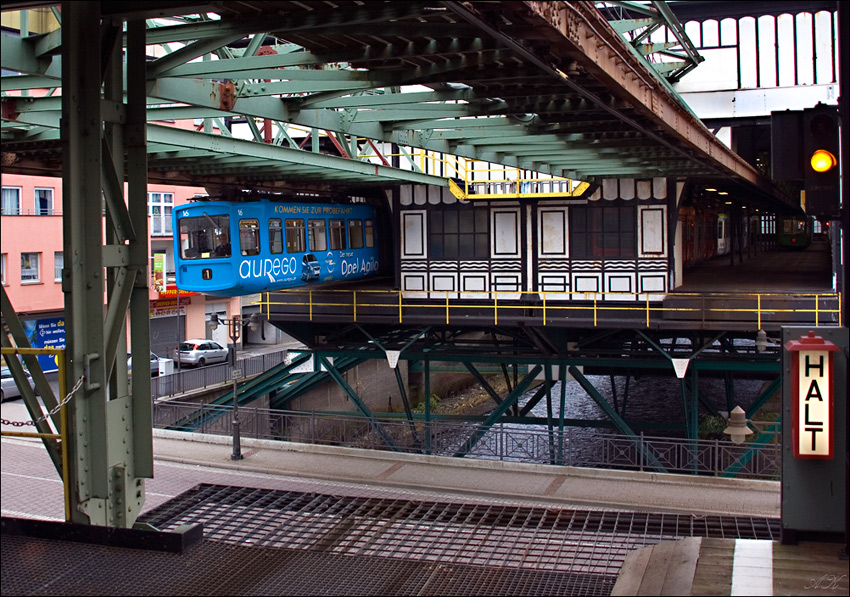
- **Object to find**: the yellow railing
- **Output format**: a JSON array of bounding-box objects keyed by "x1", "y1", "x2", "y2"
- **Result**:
[
  {"x1": 258, "y1": 289, "x2": 842, "y2": 328},
  {"x1": 1, "y1": 347, "x2": 71, "y2": 521},
  {"x1": 360, "y1": 144, "x2": 589, "y2": 199}
]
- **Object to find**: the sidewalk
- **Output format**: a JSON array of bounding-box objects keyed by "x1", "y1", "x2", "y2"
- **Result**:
[{"x1": 152, "y1": 428, "x2": 780, "y2": 517}]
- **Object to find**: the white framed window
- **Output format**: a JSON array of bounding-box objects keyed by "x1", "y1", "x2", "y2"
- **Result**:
[
  {"x1": 35, "y1": 188, "x2": 54, "y2": 215},
  {"x1": 21, "y1": 252, "x2": 40, "y2": 283},
  {"x1": 2, "y1": 187, "x2": 21, "y2": 215},
  {"x1": 148, "y1": 192, "x2": 174, "y2": 236},
  {"x1": 1, "y1": 253, "x2": 6, "y2": 285},
  {"x1": 54, "y1": 251, "x2": 63, "y2": 282}
]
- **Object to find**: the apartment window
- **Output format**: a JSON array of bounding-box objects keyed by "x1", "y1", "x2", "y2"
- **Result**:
[
  {"x1": 21, "y1": 253, "x2": 40, "y2": 283},
  {"x1": 35, "y1": 188, "x2": 54, "y2": 215},
  {"x1": 148, "y1": 192, "x2": 174, "y2": 236},
  {"x1": 569, "y1": 205, "x2": 636, "y2": 259},
  {"x1": 2, "y1": 187, "x2": 21, "y2": 215},
  {"x1": 54, "y1": 251, "x2": 64, "y2": 282},
  {"x1": 429, "y1": 207, "x2": 489, "y2": 260},
  {"x1": 1, "y1": 254, "x2": 6, "y2": 285}
]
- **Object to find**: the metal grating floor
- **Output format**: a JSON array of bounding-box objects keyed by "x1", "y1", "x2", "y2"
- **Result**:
[{"x1": 124, "y1": 483, "x2": 777, "y2": 596}]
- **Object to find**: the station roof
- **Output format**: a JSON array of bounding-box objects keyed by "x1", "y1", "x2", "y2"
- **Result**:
[{"x1": 1, "y1": 1, "x2": 798, "y2": 210}]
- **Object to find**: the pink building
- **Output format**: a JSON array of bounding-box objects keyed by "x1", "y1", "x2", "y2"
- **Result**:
[{"x1": 1, "y1": 172, "x2": 242, "y2": 363}]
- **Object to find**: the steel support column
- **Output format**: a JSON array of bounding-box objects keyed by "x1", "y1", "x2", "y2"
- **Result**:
[
  {"x1": 61, "y1": 3, "x2": 152, "y2": 527},
  {"x1": 569, "y1": 365, "x2": 667, "y2": 472},
  {"x1": 453, "y1": 364, "x2": 541, "y2": 458},
  {"x1": 317, "y1": 355, "x2": 401, "y2": 451}
]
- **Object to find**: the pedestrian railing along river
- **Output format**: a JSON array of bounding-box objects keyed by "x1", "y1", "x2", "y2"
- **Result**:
[
  {"x1": 151, "y1": 351, "x2": 287, "y2": 400},
  {"x1": 153, "y1": 400, "x2": 780, "y2": 479}
]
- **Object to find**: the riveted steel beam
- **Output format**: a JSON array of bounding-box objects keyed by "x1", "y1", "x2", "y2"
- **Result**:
[{"x1": 60, "y1": 4, "x2": 152, "y2": 528}]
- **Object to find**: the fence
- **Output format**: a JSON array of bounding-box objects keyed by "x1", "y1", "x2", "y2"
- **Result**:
[
  {"x1": 151, "y1": 350, "x2": 287, "y2": 400},
  {"x1": 258, "y1": 288, "x2": 842, "y2": 329},
  {"x1": 153, "y1": 400, "x2": 781, "y2": 479}
]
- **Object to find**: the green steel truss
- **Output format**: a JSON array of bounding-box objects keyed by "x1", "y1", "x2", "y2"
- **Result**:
[
  {"x1": 0, "y1": 2, "x2": 799, "y2": 528},
  {"x1": 2, "y1": 1, "x2": 787, "y2": 204}
]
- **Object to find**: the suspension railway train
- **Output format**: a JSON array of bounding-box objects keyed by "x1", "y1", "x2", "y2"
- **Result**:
[
  {"x1": 678, "y1": 208, "x2": 746, "y2": 267},
  {"x1": 777, "y1": 215, "x2": 814, "y2": 249},
  {"x1": 174, "y1": 198, "x2": 380, "y2": 296}
]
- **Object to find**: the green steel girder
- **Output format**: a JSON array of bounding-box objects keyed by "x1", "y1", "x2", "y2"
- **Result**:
[
  {"x1": 0, "y1": 1, "x2": 795, "y2": 201},
  {"x1": 304, "y1": 347, "x2": 781, "y2": 374},
  {"x1": 518, "y1": 379, "x2": 557, "y2": 418},
  {"x1": 452, "y1": 364, "x2": 542, "y2": 458},
  {"x1": 317, "y1": 355, "x2": 401, "y2": 452},
  {"x1": 1, "y1": 287, "x2": 63, "y2": 473},
  {"x1": 722, "y1": 419, "x2": 781, "y2": 478},
  {"x1": 35, "y1": 6, "x2": 153, "y2": 529},
  {"x1": 144, "y1": 124, "x2": 448, "y2": 186},
  {"x1": 569, "y1": 365, "x2": 667, "y2": 473},
  {"x1": 745, "y1": 377, "x2": 782, "y2": 420},
  {"x1": 597, "y1": 1, "x2": 704, "y2": 84}
]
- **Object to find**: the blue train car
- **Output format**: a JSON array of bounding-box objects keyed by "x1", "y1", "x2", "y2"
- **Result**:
[{"x1": 174, "y1": 199, "x2": 379, "y2": 296}]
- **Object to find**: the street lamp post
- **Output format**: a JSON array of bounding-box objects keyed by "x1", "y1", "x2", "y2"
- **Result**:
[{"x1": 208, "y1": 311, "x2": 261, "y2": 460}]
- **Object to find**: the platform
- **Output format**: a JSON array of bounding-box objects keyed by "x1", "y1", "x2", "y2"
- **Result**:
[{"x1": 2, "y1": 431, "x2": 848, "y2": 595}]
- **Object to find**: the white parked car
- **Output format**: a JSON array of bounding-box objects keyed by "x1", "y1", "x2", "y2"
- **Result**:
[
  {"x1": 128, "y1": 352, "x2": 163, "y2": 377},
  {"x1": 172, "y1": 339, "x2": 229, "y2": 367},
  {"x1": 1, "y1": 366, "x2": 37, "y2": 402}
]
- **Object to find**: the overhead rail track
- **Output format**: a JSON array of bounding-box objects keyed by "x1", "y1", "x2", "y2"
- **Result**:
[
  {"x1": 2, "y1": 1, "x2": 794, "y2": 211},
  {"x1": 0, "y1": 1, "x2": 822, "y2": 529}
]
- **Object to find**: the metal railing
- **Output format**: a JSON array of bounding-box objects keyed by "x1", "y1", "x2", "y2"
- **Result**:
[
  {"x1": 258, "y1": 287, "x2": 842, "y2": 328},
  {"x1": 152, "y1": 350, "x2": 287, "y2": 400},
  {"x1": 153, "y1": 401, "x2": 781, "y2": 479},
  {"x1": 1, "y1": 347, "x2": 74, "y2": 520}
]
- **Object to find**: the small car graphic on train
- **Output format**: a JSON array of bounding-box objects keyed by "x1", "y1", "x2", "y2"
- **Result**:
[{"x1": 301, "y1": 253, "x2": 321, "y2": 282}]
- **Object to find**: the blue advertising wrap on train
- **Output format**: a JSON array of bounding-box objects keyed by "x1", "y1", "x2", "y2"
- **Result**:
[{"x1": 174, "y1": 199, "x2": 380, "y2": 296}]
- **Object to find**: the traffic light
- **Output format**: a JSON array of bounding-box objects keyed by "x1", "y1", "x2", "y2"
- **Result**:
[{"x1": 802, "y1": 104, "x2": 840, "y2": 218}]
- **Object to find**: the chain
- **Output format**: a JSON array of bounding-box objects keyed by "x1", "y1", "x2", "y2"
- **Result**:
[{"x1": 0, "y1": 375, "x2": 85, "y2": 428}]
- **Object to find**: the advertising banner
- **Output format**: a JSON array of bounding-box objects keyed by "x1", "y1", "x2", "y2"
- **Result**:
[{"x1": 22, "y1": 317, "x2": 66, "y2": 373}]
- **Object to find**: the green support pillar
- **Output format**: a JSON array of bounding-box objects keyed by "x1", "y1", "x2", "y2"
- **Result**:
[{"x1": 61, "y1": 3, "x2": 152, "y2": 527}]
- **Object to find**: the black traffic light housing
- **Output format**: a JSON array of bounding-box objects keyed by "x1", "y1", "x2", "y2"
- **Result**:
[{"x1": 802, "y1": 103, "x2": 840, "y2": 218}]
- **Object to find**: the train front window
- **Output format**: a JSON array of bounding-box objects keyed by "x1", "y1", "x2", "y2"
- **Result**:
[
  {"x1": 349, "y1": 219, "x2": 364, "y2": 249},
  {"x1": 239, "y1": 219, "x2": 261, "y2": 256},
  {"x1": 269, "y1": 219, "x2": 283, "y2": 254},
  {"x1": 329, "y1": 219, "x2": 346, "y2": 250},
  {"x1": 783, "y1": 219, "x2": 805, "y2": 233},
  {"x1": 286, "y1": 219, "x2": 306, "y2": 253},
  {"x1": 308, "y1": 219, "x2": 327, "y2": 251},
  {"x1": 179, "y1": 214, "x2": 230, "y2": 259}
]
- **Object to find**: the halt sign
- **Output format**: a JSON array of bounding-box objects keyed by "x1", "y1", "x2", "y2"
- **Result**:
[{"x1": 784, "y1": 331, "x2": 839, "y2": 459}]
